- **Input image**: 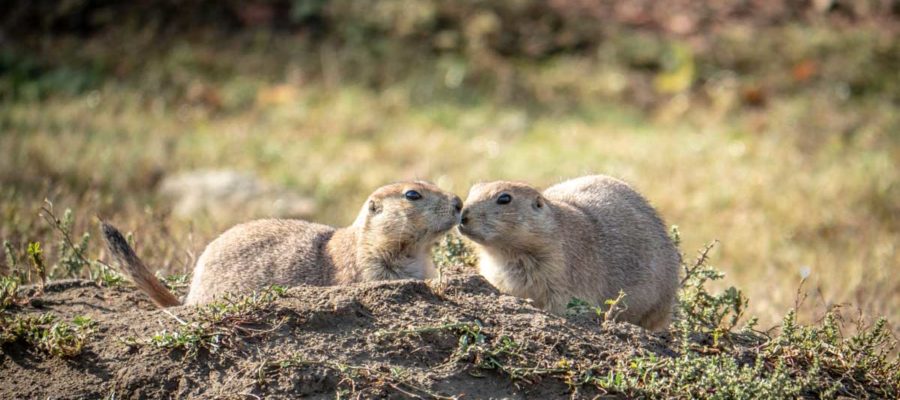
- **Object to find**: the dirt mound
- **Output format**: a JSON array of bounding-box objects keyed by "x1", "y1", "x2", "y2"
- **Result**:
[{"x1": 1, "y1": 273, "x2": 669, "y2": 399}]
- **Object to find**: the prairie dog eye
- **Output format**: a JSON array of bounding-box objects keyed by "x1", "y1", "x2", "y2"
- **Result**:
[
  {"x1": 404, "y1": 190, "x2": 423, "y2": 201},
  {"x1": 496, "y1": 193, "x2": 512, "y2": 205}
]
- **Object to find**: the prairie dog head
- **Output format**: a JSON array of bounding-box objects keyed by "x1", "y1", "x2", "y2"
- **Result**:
[
  {"x1": 354, "y1": 181, "x2": 463, "y2": 253},
  {"x1": 459, "y1": 181, "x2": 556, "y2": 251}
]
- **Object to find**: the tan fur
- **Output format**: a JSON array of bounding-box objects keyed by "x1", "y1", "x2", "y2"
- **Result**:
[
  {"x1": 459, "y1": 175, "x2": 680, "y2": 331},
  {"x1": 102, "y1": 181, "x2": 462, "y2": 307}
]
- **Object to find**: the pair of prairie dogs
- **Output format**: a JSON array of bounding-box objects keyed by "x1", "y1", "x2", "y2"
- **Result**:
[{"x1": 102, "y1": 175, "x2": 680, "y2": 330}]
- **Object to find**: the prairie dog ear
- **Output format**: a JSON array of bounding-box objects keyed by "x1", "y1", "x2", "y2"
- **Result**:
[
  {"x1": 533, "y1": 195, "x2": 544, "y2": 209},
  {"x1": 368, "y1": 199, "x2": 382, "y2": 215}
]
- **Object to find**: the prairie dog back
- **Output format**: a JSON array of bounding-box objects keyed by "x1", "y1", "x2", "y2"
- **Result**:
[
  {"x1": 545, "y1": 176, "x2": 680, "y2": 327},
  {"x1": 185, "y1": 219, "x2": 336, "y2": 305}
]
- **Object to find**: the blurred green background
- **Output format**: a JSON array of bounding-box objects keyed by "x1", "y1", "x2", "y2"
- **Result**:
[{"x1": 1, "y1": 1, "x2": 898, "y2": 329}]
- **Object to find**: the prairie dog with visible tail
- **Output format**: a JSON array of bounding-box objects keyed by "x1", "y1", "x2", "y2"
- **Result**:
[
  {"x1": 102, "y1": 181, "x2": 463, "y2": 307},
  {"x1": 458, "y1": 175, "x2": 679, "y2": 330}
]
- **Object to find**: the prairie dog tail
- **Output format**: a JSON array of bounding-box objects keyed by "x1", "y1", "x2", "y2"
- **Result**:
[{"x1": 100, "y1": 222, "x2": 181, "y2": 307}]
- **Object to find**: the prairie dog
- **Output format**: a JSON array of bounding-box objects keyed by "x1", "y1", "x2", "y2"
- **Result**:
[
  {"x1": 102, "y1": 181, "x2": 463, "y2": 307},
  {"x1": 458, "y1": 175, "x2": 679, "y2": 330}
]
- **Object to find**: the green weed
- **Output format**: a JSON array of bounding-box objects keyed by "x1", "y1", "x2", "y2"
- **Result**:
[
  {"x1": 432, "y1": 234, "x2": 479, "y2": 291},
  {"x1": 148, "y1": 285, "x2": 287, "y2": 356},
  {"x1": 0, "y1": 275, "x2": 21, "y2": 310},
  {"x1": 566, "y1": 291, "x2": 629, "y2": 324},
  {"x1": 39, "y1": 202, "x2": 123, "y2": 286},
  {"x1": 95, "y1": 264, "x2": 124, "y2": 287},
  {"x1": 0, "y1": 313, "x2": 97, "y2": 357},
  {"x1": 159, "y1": 273, "x2": 190, "y2": 290},
  {"x1": 586, "y1": 243, "x2": 900, "y2": 399},
  {"x1": 26, "y1": 242, "x2": 46, "y2": 290},
  {"x1": 677, "y1": 241, "x2": 748, "y2": 335},
  {"x1": 432, "y1": 234, "x2": 478, "y2": 271}
]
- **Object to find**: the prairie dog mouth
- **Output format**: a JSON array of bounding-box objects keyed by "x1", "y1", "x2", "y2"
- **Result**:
[
  {"x1": 457, "y1": 224, "x2": 485, "y2": 243},
  {"x1": 436, "y1": 216, "x2": 459, "y2": 234}
]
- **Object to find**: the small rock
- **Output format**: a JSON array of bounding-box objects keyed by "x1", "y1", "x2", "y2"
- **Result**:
[{"x1": 158, "y1": 169, "x2": 316, "y2": 220}]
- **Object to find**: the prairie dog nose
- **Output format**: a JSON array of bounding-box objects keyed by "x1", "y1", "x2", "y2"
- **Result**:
[
  {"x1": 452, "y1": 196, "x2": 463, "y2": 213},
  {"x1": 460, "y1": 208, "x2": 470, "y2": 225}
]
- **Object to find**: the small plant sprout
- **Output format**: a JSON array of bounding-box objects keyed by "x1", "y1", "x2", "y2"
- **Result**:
[
  {"x1": 26, "y1": 242, "x2": 47, "y2": 292},
  {"x1": 565, "y1": 291, "x2": 628, "y2": 324},
  {"x1": 0, "y1": 275, "x2": 21, "y2": 310}
]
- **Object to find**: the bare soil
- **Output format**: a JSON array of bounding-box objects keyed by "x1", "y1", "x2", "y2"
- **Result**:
[{"x1": 1, "y1": 272, "x2": 672, "y2": 399}]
